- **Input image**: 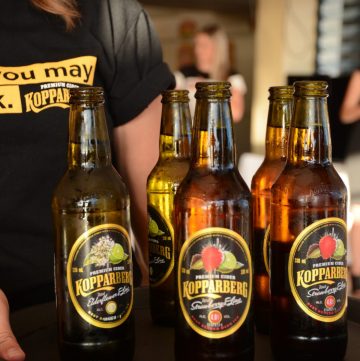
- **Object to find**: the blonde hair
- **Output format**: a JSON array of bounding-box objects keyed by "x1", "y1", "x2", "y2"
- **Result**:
[
  {"x1": 198, "y1": 25, "x2": 231, "y2": 81},
  {"x1": 31, "y1": 0, "x2": 81, "y2": 31}
]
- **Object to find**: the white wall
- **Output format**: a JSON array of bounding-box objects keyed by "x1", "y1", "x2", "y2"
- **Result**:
[{"x1": 251, "y1": 0, "x2": 318, "y2": 153}]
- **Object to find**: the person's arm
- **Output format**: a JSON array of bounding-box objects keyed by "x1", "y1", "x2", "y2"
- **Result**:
[
  {"x1": 0, "y1": 290, "x2": 25, "y2": 361},
  {"x1": 97, "y1": 2, "x2": 173, "y2": 285},
  {"x1": 228, "y1": 74, "x2": 246, "y2": 123},
  {"x1": 112, "y1": 95, "x2": 162, "y2": 286},
  {"x1": 340, "y1": 70, "x2": 360, "y2": 124},
  {"x1": 230, "y1": 87, "x2": 245, "y2": 123}
]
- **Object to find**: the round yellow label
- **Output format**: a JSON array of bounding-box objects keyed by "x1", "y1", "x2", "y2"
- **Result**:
[
  {"x1": 288, "y1": 218, "x2": 347, "y2": 322},
  {"x1": 178, "y1": 227, "x2": 252, "y2": 339},
  {"x1": 67, "y1": 224, "x2": 133, "y2": 328}
]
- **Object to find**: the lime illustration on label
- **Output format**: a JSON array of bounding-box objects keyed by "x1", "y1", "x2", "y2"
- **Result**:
[
  {"x1": 178, "y1": 227, "x2": 252, "y2": 339},
  {"x1": 67, "y1": 224, "x2": 133, "y2": 328},
  {"x1": 148, "y1": 205, "x2": 174, "y2": 286},
  {"x1": 288, "y1": 218, "x2": 347, "y2": 322},
  {"x1": 263, "y1": 226, "x2": 270, "y2": 274}
]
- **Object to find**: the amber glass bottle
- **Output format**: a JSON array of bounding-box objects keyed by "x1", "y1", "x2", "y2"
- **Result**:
[
  {"x1": 147, "y1": 89, "x2": 192, "y2": 326},
  {"x1": 174, "y1": 82, "x2": 254, "y2": 361},
  {"x1": 270, "y1": 81, "x2": 347, "y2": 361},
  {"x1": 251, "y1": 85, "x2": 293, "y2": 334},
  {"x1": 52, "y1": 87, "x2": 134, "y2": 361}
]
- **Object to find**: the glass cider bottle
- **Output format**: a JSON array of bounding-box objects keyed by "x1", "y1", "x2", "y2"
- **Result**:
[
  {"x1": 52, "y1": 87, "x2": 134, "y2": 361},
  {"x1": 147, "y1": 89, "x2": 192, "y2": 325},
  {"x1": 174, "y1": 82, "x2": 254, "y2": 361},
  {"x1": 251, "y1": 86, "x2": 292, "y2": 333},
  {"x1": 270, "y1": 81, "x2": 347, "y2": 361}
]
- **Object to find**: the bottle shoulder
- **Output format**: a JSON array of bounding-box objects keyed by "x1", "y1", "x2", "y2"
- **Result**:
[
  {"x1": 148, "y1": 158, "x2": 190, "y2": 179},
  {"x1": 272, "y1": 163, "x2": 347, "y2": 203},
  {"x1": 52, "y1": 166, "x2": 129, "y2": 212},
  {"x1": 251, "y1": 158, "x2": 286, "y2": 192},
  {"x1": 147, "y1": 159, "x2": 190, "y2": 191},
  {"x1": 176, "y1": 167, "x2": 251, "y2": 202}
]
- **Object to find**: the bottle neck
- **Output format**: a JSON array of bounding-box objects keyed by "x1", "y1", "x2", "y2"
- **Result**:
[
  {"x1": 288, "y1": 96, "x2": 331, "y2": 165},
  {"x1": 191, "y1": 97, "x2": 235, "y2": 170},
  {"x1": 265, "y1": 98, "x2": 292, "y2": 161},
  {"x1": 68, "y1": 102, "x2": 112, "y2": 169},
  {"x1": 159, "y1": 101, "x2": 192, "y2": 160}
]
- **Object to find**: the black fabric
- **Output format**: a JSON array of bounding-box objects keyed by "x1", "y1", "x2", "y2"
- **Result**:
[
  {"x1": 346, "y1": 124, "x2": 360, "y2": 156},
  {"x1": 0, "y1": 0, "x2": 174, "y2": 308},
  {"x1": 288, "y1": 74, "x2": 355, "y2": 161},
  {"x1": 352, "y1": 275, "x2": 360, "y2": 292},
  {"x1": 179, "y1": 64, "x2": 209, "y2": 79},
  {"x1": 178, "y1": 64, "x2": 238, "y2": 80}
]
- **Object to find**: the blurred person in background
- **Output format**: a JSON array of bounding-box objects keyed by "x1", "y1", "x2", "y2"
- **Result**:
[
  {"x1": 175, "y1": 24, "x2": 247, "y2": 123},
  {"x1": 340, "y1": 69, "x2": 360, "y2": 296}
]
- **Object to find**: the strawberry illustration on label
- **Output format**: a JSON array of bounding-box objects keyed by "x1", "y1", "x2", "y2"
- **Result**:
[
  {"x1": 189, "y1": 240, "x2": 244, "y2": 273},
  {"x1": 305, "y1": 228, "x2": 346, "y2": 261},
  {"x1": 201, "y1": 245, "x2": 224, "y2": 272},
  {"x1": 319, "y1": 235, "x2": 336, "y2": 259}
]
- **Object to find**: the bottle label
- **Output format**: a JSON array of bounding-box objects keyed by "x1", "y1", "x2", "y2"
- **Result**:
[
  {"x1": 67, "y1": 224, "x2": 133, "y2": 328},
  {"x1": 263, "y1": 225, "x2": 270, "y2": 274},
  {"x1": 178, "y1": 227, "x2": 252, "y2": 339},
  {"x1": 288, "y1": 217, "x2": 347, "y2": 322},
  {"x1": 148, "y1": 205, "x2": 174, "y2": 286}
]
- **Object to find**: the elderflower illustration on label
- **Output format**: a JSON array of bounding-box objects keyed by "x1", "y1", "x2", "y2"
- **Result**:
[{"x1": 83, "y1": 235, "x2": 128, "y2": 267}]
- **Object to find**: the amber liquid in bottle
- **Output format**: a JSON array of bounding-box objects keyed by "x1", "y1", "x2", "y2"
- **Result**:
[
  {"x1": 147, "y1": 90, "x2": 192, "y2": 326},
  {"x1": 52, "y1": 88, "x2": 134, "y2": 361},
  {"x1": 270, "y1": 81, "x2": 347, "y2": 361},
  {"x1": 175, "y1": 82, "x2": 254, "y2": 361},
  {"x1": 251, "y1": 86, "x2": 292, "y2": 334}
]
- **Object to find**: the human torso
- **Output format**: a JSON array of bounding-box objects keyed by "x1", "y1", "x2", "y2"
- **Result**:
[{"x1": 0, "y1": 0, "x2": 144, "y2": 305}]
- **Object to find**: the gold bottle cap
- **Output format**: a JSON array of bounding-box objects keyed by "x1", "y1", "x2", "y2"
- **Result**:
[
  {"x1": 269, "y1": 85, "x2": 294, "y2": 100},
  {"x1": 69, "y1": 87, "x2": 104, "y2": 104},
  {"x1": 195, "y1": 81, "x2": 231, "y2": 99},
  {"x1": 161, "y1": 89, "x2": 189, "y2": 103},
  {"x1": 294, "y1": 81, "x2": 328, "y2": 97}
]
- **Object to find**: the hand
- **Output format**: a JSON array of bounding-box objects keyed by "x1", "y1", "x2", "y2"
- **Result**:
[{"x1": 0, "y1": 290, "x2": 25, "y2": 361}]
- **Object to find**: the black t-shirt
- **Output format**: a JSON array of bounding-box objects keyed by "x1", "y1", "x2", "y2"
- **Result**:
[
  {"x1": 0, "y1": 0, "x2": 174, "y2": 308},
  {"x1": 178, "y1": 64, "x2": 239, "y2": 79}
]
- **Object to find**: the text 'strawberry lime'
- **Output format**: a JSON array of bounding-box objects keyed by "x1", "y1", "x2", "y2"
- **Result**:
[
  {"x1": 319, "y1": 235, "x2": 336, "y2": 259},
  {"x1": 201, "y1": 245, "x2": 223, "y2": 272}
]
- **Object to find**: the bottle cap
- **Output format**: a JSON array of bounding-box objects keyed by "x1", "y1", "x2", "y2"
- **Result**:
[
  {"x1": 161, "y1": 89, "x2": 189, "y2": 103},
  {"x1": 195, "y1": 81, "x2": 231, "y2": 99},
  {"x1": 269, "y1": 85, "x2": 294, "y2": 100},
  {"x1": 69, "y1": 87, "x2": 104, "y2": 104},
  {"x1": 294, "y1": 81, "x2": 328, "y2": 97}
]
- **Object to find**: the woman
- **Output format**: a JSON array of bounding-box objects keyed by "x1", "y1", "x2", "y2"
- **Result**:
[
  {"x1": 175, "y1": 24, "x2": 247, "y2": 123},
  {"x1": 0, "y1": 1, "x2": 175, "y2": 359}
]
